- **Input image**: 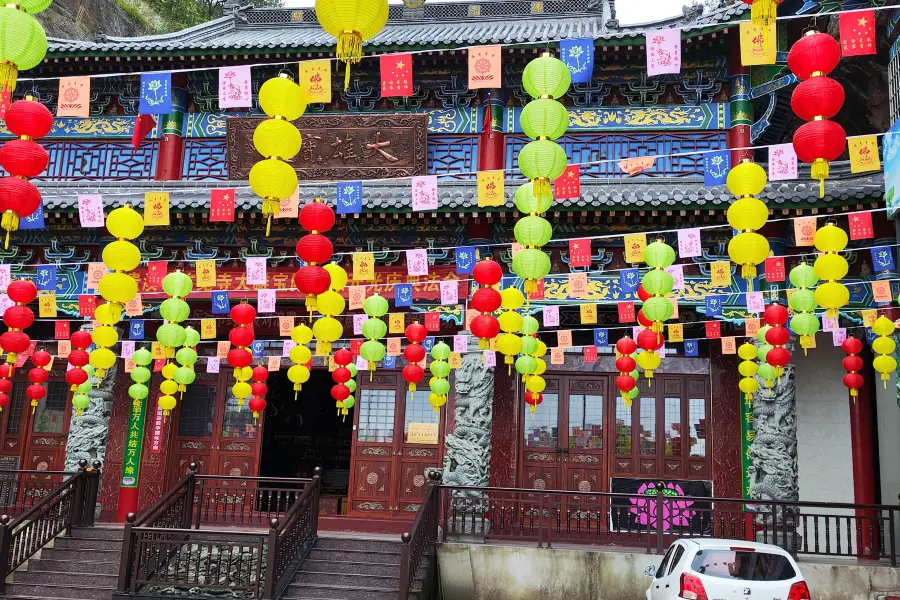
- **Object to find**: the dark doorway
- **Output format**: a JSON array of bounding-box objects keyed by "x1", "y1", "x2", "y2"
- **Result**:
[{"x1": 260, "y1": 369, "x2": 352, "y2": 515}]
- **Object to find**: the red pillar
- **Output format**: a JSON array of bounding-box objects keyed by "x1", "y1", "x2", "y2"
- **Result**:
[
  {"x1": 728, "y1": 29, "x2": 753, "y2": 165},
  {"x1": 850, "y1": 353, "x2": 878, "y2": 558},
  {"x1": 155, "y1": 74, "x2": 188, "y2": 181},
  {"x1": 477, "y1": 92, "x2": 505, "y2": 172}
]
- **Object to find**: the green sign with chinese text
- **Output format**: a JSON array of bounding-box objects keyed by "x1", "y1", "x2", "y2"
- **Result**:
[{"x1": 120, "y1": 398, "x2": 147, "y2": 488}]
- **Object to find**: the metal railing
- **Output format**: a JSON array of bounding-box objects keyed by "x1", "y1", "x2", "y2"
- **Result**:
[
  {"x1": 0, "y1": 460, "x2": 102, "y2": 592},
  {"x1": 434, "y1": 483, "x2": 900, "y2": 566},
  {"x1": 399, "y1": 470, "x2": 442, "y2": 600},
  {"x1": 117, "y1": 464, "x2": 320, "y2": 599},
  {"x1": 0, "y1": 469, "x2": 77, "y2": 518}
]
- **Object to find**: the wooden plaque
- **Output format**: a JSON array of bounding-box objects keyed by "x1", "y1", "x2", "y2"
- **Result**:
[{"x1": 226, "y1": 114, "x2": 428, "y2": 181}]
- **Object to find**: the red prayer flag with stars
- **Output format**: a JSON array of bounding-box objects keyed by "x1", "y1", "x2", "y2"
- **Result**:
[
  {"x1": 530, "y1": 278, "x2": 545, "y2": 300},
  {"x1": 350, "y1": 339, "x2": 363, "y2": 357},
  {"x1": 146, "y1": 261, "x2": 167, "y2": 290},
  {"x1": 849, "y1": 211, "x2": 874, "y2": 240},
  {"x1": 617, "y1": 301, "x2": 635, "y2": 323},
  {"x1": 705, "y1": 321, "x2": 721, "y2": 339},
  {"x1": 583, "y1": 346, "x2": 597, "y2": 363},
  {"x1": 0, "y1": 92, "x2": 11, "y2": 120},
  {"x1": 380, "y1": 53, "x2": 413, "y2": 97},
  {"x1": 78, "y1": 295, "x2": 96, "y2": 318},
  {"x1": 425, "y1": 312, "x2": 440, "y2": 332},
  {"x1": 55, "y1": 320, "x2": 70, "y2": 340},
  {"x1": 569, "y1": 238, "x2": 592, "y2": 268},
  {"x1": 764, "y1": 257, "x2": 785, "y2": 282},
  {"x1": 840, "y1": 9, "x2": 875, "y2": 57},
  {"x1": 554, "y1": 165, "x2": 581, "y2": 200},
  {"x1": 210, "y1": 189, "x2": 236, "y2": 222}
]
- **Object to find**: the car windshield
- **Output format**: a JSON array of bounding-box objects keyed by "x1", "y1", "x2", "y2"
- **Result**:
[{"x1": 690, "y1": 550, "x2": 796, "y2": 581}]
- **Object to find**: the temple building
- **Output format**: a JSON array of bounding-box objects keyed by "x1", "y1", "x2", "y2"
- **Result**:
[{"x1": 1, "y1": 0, "x2": 896, "y2": 533}]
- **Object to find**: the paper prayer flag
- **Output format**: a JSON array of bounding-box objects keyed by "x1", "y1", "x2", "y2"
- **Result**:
[
  {"x1": 482, "y1": 350, "x2": 496, "y2": 367},
  {"x1": 465, "y1": 309, "x2": 478, "y2": 331},
  {"x1": 55, "y1": 320, "x2": 70, "y2": 340},
  {"x1": 768, "y1": 144, "x2": 798, "y2": 181},
  {"x1": 619, "y1": 269, "x2": 639, "y2": 295},
  {"x1": 449, "y1": 352, "x2": 462, "y2": 369},
  {"x1": 721, "y1": 337, "x2": 737, "y2": 354},
  {"x1": 266, "y1": 356, "x2": 281, "y2": 372},
  {"x1": 849, "y1": 136, "x2": 881, "y2": 173},
  {"x1": 125, "y1": 295, "x2": 143, "y2": 317},
  {"x1": 594, "y1": 329, "x2": 608, "y2": 347},
  {"x1": 569, "y1": 272, "x2": 588, "y2": 298},
  {"x1": 218, "y1": 65, "x2": 252, "y2": 109},
  {"x1": 550, "y1": 347, "x2": 564, "y2": 365},
  {"x1": 455, "y1": 247, "x2": 476, "y2": 275},
  {"x1": 746, "y1": 291, "x2": 765, "y2": 314},
  {"x1": 745, "y1": 317, "x2": 761, "y2": 339},
  {"x1": 196, "y1": 260, "x2": 216, "y2": 288},
  {"x1": 78, "y1": 295, "x2": 96, "y2": 317},
  {"x1": 669, "y1": 296, "x2": 680, "y2": 320},
  {"x1": 618, "y1": 301, "x2": 636, "y2": 323},
  {"x1": 832, "y1": 327, "x2": 847, "y2": 347},
  {"x1": 206, "y1": 357, "x2": 220, "y2": 374},
  {"x1": 623, "y1": 234, "x2": 647, "y2": 263},
  {"x1": 406, "y1": 249, "x2": 428, "y2": 277},
  {"x1": 764, "y1": 257, "x2": 785, "y2": 282},
  {"x1": 684, "y1": 340, "x2": 699, "y2": 357},
  {"x1": 200, "y1": 319, "x2": 216, "y2": 339},
  {"x1": 580, "y1": 303, "x2": 597, "y2": 324},
  {"x1": 278, "y1": 189, "x2": 299, "y2": 219},
  {"x1": 129, "y1": 320, "x2": 144, "y2": 340},
  {"x1": 583, "y1": 346, "x2": 598, "y2": 363},
  {"x1": 554, "y1": 165, "x2": 581, "y2": 200},
  {"x1": 477, "y1": 170, "x2": 504, "y2": 207},
  {"x1": 211, "y1": 290, "x2": 230, "y2": 314},
  {"x1": 348, "y1": 286, "x2": 366, "y2": 310},
  {"x1": 282, "y1": 340, "x2": 296, "y2": 357},
  {"x1": 703, "y1": 150, "x2": 730, "y2": 186},
  {"x1": 257, "y1": 289, "x2": 276, "y2": 313},
  {"x1": 57, "y1": 77, "x2": 91, "y2": 117},
  {"x1": 0, "y1": 294, "x2": 12, "y2": 316},
  {"x1": 677, "y1": 228, "x2": 702, "y2": 258},
  {"x1": 468, "y1": 45, "x2": 501, "y2": 89},
  {"x1": 740, "y1": 21, "x2": 777, "y2": 65},
  {"x1": 124, "y1": 358, "x2": 136, "y2": 373},
  {"x1": 139, "y1": 72, "x2": 172, "y2": 114},
  {"x1": 439, "y1": 280, "x2": 458, "y2": 305},
  {"x1": 794, "y1": 217, "x2": 817, "y2": 246},
  {"x1": 279, "y1": 316, "x2": 294, "y2": 336},
  {"x1": 353, "y1": 314, "x2": 366, "y2": 336},
  {"x1": 560, "y1": 38, "x2": 594, "y2": 83},
  {"x1": 557, "y1": 330, "x2": 573, "y2": 349},
  {"x1": 453, "y1": 335, "x2": 468, "y2": 353},
  {"x1": 217, "y1": 341, "x2": 230, "y2": 358},
  {"x1": 0, "y1": 265, "x2": 9, "y2": 291},
  {"x1": 822, "y1": 313, "x2": 837, "y2": 333},
  {"x1": 78, "y1": 195, "x2": 104, "y2": 227},
  {"x1": 569, "y1": 238, "x2": 592, "y2": 267},
  {"x1": 245, "y1": 257, "x2": 267, "y2": 286},
  {"x1": 668, "y1": 323, "x2": 684, "y2": 342},
  {"x1": 146, "y1": 261, "x2": 167, "y2": 289},
  {"x1": 389, "y1": 313, "x2": 405, "y2": 334},
  {"x1": 665, "y1": 265, "x2": 685, "y2": 290},
  {"x1": 646, "y1": 28, "x2": 681, "y2": 76},
  {"x1": 871, "y1": 247, "x2": 895, "y2": 272},
  {"x1": 411, "y1": 175, "x2": 438, "y2": 211},
  {"x1": 57, "y1": 340, "x2": 71, "y2": 359},
  {"x1": 710, "y1": 261, "x2": 731, "y2": 287},
  {"x1": 39, "y1": 293, "x2": 56, "y2": 318},
  {"x1": 424, "y1": 312, "x2": 440, "y2": 332},
  {"x1": 151, "y1": 342, "x2": 165, "y2": 359},
  {"x1": 395, "y1": 284, "x2": 413, "y2": 307},
  {"x1": 872, "y1": 280, "x2": 892, "y2": 303},
  {"x1": 618, "y1": 157, "x2": 655, "y2": 176},
  {"x1": 299, "y1": 60, "x2": 332, "y2": 104},
  {"x1": 543, "y1": 305, "x2": 559, "y2": 327},
  {"x1": 353, "y1": 253, "x2": 375, "y2": 281},
  {"x1": 387, "y1": 337, "x2": 402, "y2": 357},
  {"x1": 85, "y1": 263, "x2": 108, "y2": 291},
  {"x1": 849, "y1": 212, "x2": 874, "y2": 240},
  {"x1": 705, "y1": 321, "x2": 721, "y2": 339},
  {"x1": 336, "y1": 181, "x2": 363, "y2": 215},
  {"x1": 380, "y1": 53, "x2": 413, "y2": 97},
  {"x1": 350, "y1": 339, "x2": 364, "y2": 356},
  {"x1": 840, "y1": 9, "x2": 875, "y2": 57},
  {"x1": 863, "y1": 310, "x2": 878, "y2": 327},
  {"x1": 210, "y1": 189, "x2": 236, "y2": 222},
  {"x1": 144, "y1": 192, "x2": 170, "y2": 226},
  {"x1": 121, "y1": 340, "x2": 135, "y2": 359}
]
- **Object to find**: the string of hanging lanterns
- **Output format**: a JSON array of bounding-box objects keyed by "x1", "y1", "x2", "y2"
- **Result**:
[
  {"x1": 314, "y1": 0, "x2": 389, "y2": 89},
  {"x1": 401, "y1": 321, "x2": 426, "y2": 395},
  {"x1": 763, "y1": 303, "x2": 790, "y2": 382},
  {"x1": 470, "y1": 259, "x2": 502, "y2": 350},
  {"x1": 813, "y1": 222, "x2": 850, "y2": 322},
  {"x1": 841, "y1": 336, "x2": 864, "y2": 399},
  {"x1": 288, "y1": 323, "x2": 313, "y2": 399},
  {"x1": 68, "y1": 330, "x2": 92, "y2": 415},
  {"x1": 787, "y1": 262, "x2": 820, "y2": 355},
  {"x1": 871, "y1": 316, "x2": 897, "y2": 388},
  {"x1": 228, "y1": 303, "x2": 256, "y2": 411},
  {"x1": 726, "y1": 162, "x2": 770, "y2": 291},
  {"x1": 497, "y1": 288, "x2": 525, "y2": 374},
  {"x1": 295, "y1": 200, "x2": 334, "y2": 312},
  {"x1": 737, "y1": 341, "x2": 759, "y2": 402},
  {"x1": 428, "y1": 341, "x2": 451, "y2": 412},
  {"x1": 360, "y1": 294, "x2": 388, "y2": 379}
]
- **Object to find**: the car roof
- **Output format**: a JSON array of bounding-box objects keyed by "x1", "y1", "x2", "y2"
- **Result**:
[{"x1": 675, "y1": 538, "x2": 793, "y2": 556}]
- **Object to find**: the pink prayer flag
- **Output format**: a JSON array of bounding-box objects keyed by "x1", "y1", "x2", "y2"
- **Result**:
[
  {"x1": 656, "y1": 344, "x2": 666, "y2": 359},
  {"x1": 121, "y1": 341, "x2": 135, "y2": 359},
  {"x1": 353, "y1": 314, "x2": 366, "y2": 335},
  {"x1": 833, "y1": 327, "x2": 847, "y2": 347},
  {"x1": 746, "y1": 292, "x2": 765, "y2": 313},
  {"x1": 665, "y1": 265, "x2": 685, "y2": 290},
  {"x1": 453, "y1": 335, "x2": 468, "y2": 353},
  {"x1": 646, "y1": 28, "x2": 681, "y2": 76},
  {"x1": 677, "y1": 228, "x2": 702, "y2": 258},
  {"x1": 0, "y1": 265, "x2": 10, "y2": 292},
  {"x1": 246, "y1": 257, "x2": 266, "y2": 285},
  {"x1": 282, "y1": 340, "x2": 296, "y2": 357},
  {"x1": 206, "y1": 357, "x2": 220, "y2": 374},
  {"x1": 257, "y1": 289, "x2": 276, "y2": 313},
  {"x1": 356, "y1": 355, "x2": 369, "y2": 371},
  {"x1": 219, "y1": 65, "x2": 252, "y2": 109},
  {"x1": 78, "y1": 195, "x2": 105, "y2": 228},
  {"x1": 278, "y1": 188, "x2": 299, "y2": 219},
  {"x1": 0, "y1": 294, "x2": 12, "y2": 316},
  {"x1": 406, "y1": 249, "x2": 428, "y2": 277},
  {"x1": 543, "y1": 305, "x2": 559, "y2": 327},
  {"x1": 468, "y1": 45, "x2": 501, "y2": 89},
  {"x1": 411, "y1": 175, "x2": 438, "y2": 211},
  {"x1": 482, "y1": 350, "x2": 496, "y2": 367},
  {"x1": 769, "y1": 143, "x2": 798, "y2": 181},
  {"x1": 439, "y1": 280, "x2": 458, "y2": 305},
  {"x1": 822, "y1": 314, "x2": 838, "y2": 333}
]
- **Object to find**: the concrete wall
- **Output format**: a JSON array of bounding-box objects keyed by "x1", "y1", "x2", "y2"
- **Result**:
[
  {"x1": 875, "y1": 371, "x2": 900, "y2": 547},
  {"x1": 437, "y1": 543, "x2": 900, "y2": 600}
]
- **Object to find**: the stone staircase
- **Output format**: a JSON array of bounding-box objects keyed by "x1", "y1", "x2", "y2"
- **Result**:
[
  {"x1": 4, "y1": 526, "x2": 121, "y2": 600},
  {"x1": 284, "y1": 535, "x2": 428, "y2": 600}
]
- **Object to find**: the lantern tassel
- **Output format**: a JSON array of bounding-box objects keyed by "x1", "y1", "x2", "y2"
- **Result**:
[
  {"x1": 811, "y1": 159, "x2": 829, "y2": 198},
  {"x1": 742, "y1": 265, "x2": 757, "y2": 290},
  {"x1": 337, "y1": 31, "x2": 363, "y2": 90},
  {"x1": 750, "y1": 0, "x2": 779, "y2": 26},
  {"x1": 1, "y1": 211, "x2": 17, "y2": 250}
]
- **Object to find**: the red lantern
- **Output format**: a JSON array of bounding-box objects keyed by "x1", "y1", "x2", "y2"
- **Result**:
[
  {"x1": 615, "y1": 374, "x2": 636, "y2": 393},
  {"x1": 1, "y1": 331, "x2": 30, "y2": 355},
  {"x1": 842, "y1": 355, "x2": 863, "y2": 372},
  {"x1": 637, "y1": 285, "x2": 650, "y2": 302},
  {"x1": 293, "y1": 265, "x2": 331, "y2": 309},
  {"x1": 251, "y1": 383, "x2": 268, "y2": 397},
  {"x1": 842, "y1": 373, "x2": 864, "y2": 392},
  {"x1": 404, "y1": 343, "x2": 426, "y2": 364},
  {"x1": 231, "y1": 303, "x2": 257, "y2": 326},
  {"x1": 227, "y1": 348, "x2": 252, "y2": 369},
  {"x1": 31, "y1": 350, "x2": 51, "y2": 368},
  {"x1": 332, "y1": 384, "x2": 350, "y2": 402},
  {"x1": 471, "y1": 315, "x2": 500, "y2": 345},
  {"x1": 0, "y1": 178, "x2": 40, "y2": 223},
  {"x1": 637, "y1": 328, "x2": 663, "y2": 352},
  {"x1": 333, "y1": 348, "x2": 353, "y2": 366},
  {"x1": 28, "y1": 367, "x2": 48, "y2": 384},
  {"x1": 299, "y1": 200, "x2": 336, "y2": 233},
  {"x1": 765, "y1": 326, "x2": 790, "y2": 347},
  {"x1": 7, "y1": 280, "x2": 36, "y2": 305},
  {"x1": 472, "y1": 260, "x2": 502, "y2": 286},
  {"x1": 296, "y1": 234, "x2": 333, "y2": 265},
  {"x1": 26, "y1": 384, "x2": 45, "y2": 403},
  {"x1": 0, "y1": 364, "x2": 13, "y2": 379},
  {"x1": 333, "y1": 367, "x2": 352, "y2": 384},
  {"x1": 405, "y1": 322, "x2": 427, "y2": 343},
  {"x1": 0, "y1": 393, "x2": 10, "y2": 410},
  {"x1": 0, "y1": 139, "x2": 48, "y2": 179},
  {"x1": 68, "y1": 349, "x2": 89, "y2": 368},
  {"x1": 791, "y1": 78, "x2": 845, "y2": 121},
  {"x1": 3, "y1": 305, "x2": 34, "y2": 330},
  {"x1": 252, "y1": 366, "x2": 269, "y2": 382},
  {"x1": 0, "y1": 379, "x2": 12, "y2": 393},
  {"x1": 616, "y1": 336, "x2": 637, "y2": 356},
  {"x1": 229, "y1": 326, "x2": 255, "y2": 348},
  {"x1": 766, "y1": 347, "x2": 791, "y2": 368},
  {"x1": 402, "y1": 364, "x2": 424, "y2": 392},
  {"x1": 615, "y1": 356, "x2": 636, "y2": 373},
  {"x1": 70, "y1": 330, "x2": 92, "y2": 350},
  {"x1": 5, "y1": 100, "x2": 53, "y2": 139},
  {"x1": 763, "y1": 303, "x2": 788, "y2": 327},
  {"x1": 525, "y1": 391, "x2": 543, "y2": 412},
  {"x1": 471, "y1": 288, "x2": 502, "y2": 313},
  {"x1": 637, "y1": 310, "x2": 652, "y2": 329},
  {"x1": 65, "y1": 368, "x2": 88, "y2": 388},
  {"x1": 248, "y1": 396, "x2": 266, "y2": 418},
  {"x1": 787, "y1": 31, "x2": 841, "y2": 81},
  {"x1": 841, "y1": 335, "x2": 864, "y2": 398}
]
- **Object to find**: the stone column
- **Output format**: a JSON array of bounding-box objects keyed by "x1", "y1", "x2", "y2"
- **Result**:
[{"x1": 443, "y1": 352, "x2": 494, "y2": 488}]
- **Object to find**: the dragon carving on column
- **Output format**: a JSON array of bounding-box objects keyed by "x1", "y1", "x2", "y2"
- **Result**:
[
  {"x1": 442, "y1": 352, "x2": 494, "y2": 489},
  {"x1": 65, "y1": 357, "x2": 116, "y2": 472}
]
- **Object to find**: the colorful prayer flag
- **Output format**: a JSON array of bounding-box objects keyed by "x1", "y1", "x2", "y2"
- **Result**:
[
  {"x1": 209, "y1": 189, "x2": 236, "y2": 223},
  {"x1": 705, "y1": 321, "x2": 721, "y2": 339},
  {"x1": 57, "y1": 77, "x2": 90, "y2": 117},
  {"x1": 411, "y1": 175, "x2": 438, "y2": 211},
  {"x1": 849, "y1": 211, "x2": 874, "y2": 240},
  {"x1": 580, "y1": 304, "x2": 597, "y2": 324},
  {"x1": 871, "y1": 247, "x2": 895, "y2": 272},
  {"x1": 706, "y1": 295, "x2": 724, "y2": 317},
  {"x1": 78, "y1": 195, "x2": 104, "y2": 228},
  {"x1": 768, "y1": 143, "x2": 798, "y2": 181},
  {"x1": 646, "y1": 28, "x2": 681, "y2": 76},
  {"x1": 424, "y1": 312, "x2": 440, "y2": 331},
  {"x1": 543, "y1": 305, "x2": 559, "y2": 327},
  {"x1": 245, "y1": 257, "x2": 266, "y2": 286},
  {"x1": 395, "y1": 284, "x2": 413, "y2": 307},
  {"x1": 299, "y1": 60, "x2": 332, "y2": 104},
  {"x1": 196, "y1": 260, "x2": 216, "y2": 288},
  {"x1": 336, "y1": 181, "x2": 363, "y2": 215},
  {"x1": 560, "y1": 38, "x2": 594, "y2": 83},
  {"x1": 703, "y1": 150, "x2": 730, "y2": 186},
  {"x1": 557, "y1": 330, "x2": 572, "y2": 349},
  {"x1": 684, "y1": 339, "x2": 699, "y2": 357},
  {"x1": 872, "y1": 280, "x2": 892, "y2": 303},
  {"x1": 380, "y1": 53, "x2": 413, "y2": 97},
  {"x1": 677, "y1": 228, "x2": 702, "y2": 258},
  {"x1": 19, "y1": 203, "x2": 44, "y2": 230},
  {"x1": 468, "y1": 45, "x2": 501, "y2": 89},
  {"x1": 554, "y1": 164, "x2": 581, "y2": 199},
  {"x1": 440, "y1": 280, "x2": 458, "y2": 305},
  {"x1": 279, "y1": 188, "x2": 299, "y2": 219},
  {"x1": 389, "y1": 314, "x2": 405, "y2": 334},
  {"x1": 618, "y1": 157, "x2": 655, "y2": 176},
  {"x1": 848, "y1": 135, "x2": 881, "y2": 173},
  {"x1": 129, "y1": 320, "x2": 144, "y2": 340},
  {"x1": 39, "y1": 293, "x2": 56, "y2": 318},
  {"x1": 840, "y1": 9, "x2": 876, "y2": 57},
  {"x1": 201, "y1": 319, "x2": 216, "y2": 339},
  {"x1": 353, "y1": 253, "x2": 375, "y2": 281},
  {"x1": 218, "y1": 65, "x2": 252, "y2": 109},
  {"x1": 593, "y1": 329, "x2": 608, "y2": 347},
  {"x1": 78, "y1": 295, "x2": 96, "y2": 317},
  {"x1": 569, "y1": 238, "x2": 591, "y2": 267},
  {"x1": 257, "y1": 289, "x2": 276, "y2": 313},
  {"x1": 456, "y1": 247, "x2": 476, "y2": 274},
  {"x1": 583, "y1": 346, "x2": 597, "y2": 363},
  {"x1": 710, "y1": 261, "x2": 731, "y2": 287},
  {"x1": 740, "y1": 21, "x2": 777, "y2": 66},
  {"x1": 722, "y1": 337, "x2": 737, "y2": 354},
  {"x1": 569, "y1": 272, "x2": 588, "y2": 297},
  {"x1": 623, "y1": 234, "x2": 647, "y2": 263},
  {"x1": 55, "y1": 320, "x2": 70, "y2": 340},
  {"x1": 668, "y1": 323, "x2": 684, "y2": 342},
  {"x1": 406, "y1": 249, "x2": 428, "y2": 277},
  {"x1": 618, "y1": 301, "x2": 635, "y2": 323},
  {"x1": 765, "y1": 257, "x2": 785, "y2": 282},
  {"x1": 139, "y1": 72, "x2": 172, "y2": 114},
  {"x1": 477, "y1": 170, "x2": 504, "y2": 207},
  {"x1": 794, "y1": 216, "x2": 817, "y2": 246},
  {"x1": 619, "y1": 268, "x2": 639, "y2": 294},
  {"x1": 746, "y1": 318, "x2": 760, "y2": 339},
  {"x1": 144, "y1": 192, "x2": 170, "y2": 226},
  {"x1": 211, "y1": 291, "x2": 230, "y2": 314},
  {"x1": 36, "y1": 265, "x2": 56, "y2": 291}
]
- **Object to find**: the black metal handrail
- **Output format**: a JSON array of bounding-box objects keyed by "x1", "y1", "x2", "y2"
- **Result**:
[
  {"x1": 436, "y1": 483, "x2": 900, "y2": 565},
  {"x1": 399, "y1": 470, "x2": 442, "y2": 600},
  {"x1": 118, "y1": 464, "x2": 321, "y2": 600},
  {"x1": 0, "y1": 460, "x2": 102, "y2": 592}
]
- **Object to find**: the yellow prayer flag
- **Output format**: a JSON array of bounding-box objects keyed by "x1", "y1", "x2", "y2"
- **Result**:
[
  {"x1": 201, "y1": 319, "x2": 216, "y2": 339},
  {"x1": 196, "y1": 260, "x2": 216, "y2": 288},
  {"x1": 711, "y1": 260, "x2": 732, "y2": 287},
  {"x1": 740, "y1": 21, "x2": 777, "y2": 66},
  {"x1": 299, "y1": 60, "x2": 332, "y2": 104},
  {"x1": 353, "y1": 252, "x2": 375, "y2": 281},
  {"x1": 151, "y1": 341, "x2": 165, "y2": 359},
  {"x1": 668, "y1": 323, "x2": 684, "y2": 342},
  {"x1": 144, "y1": 192, "x2": 170, "y2": 226},
  {"x1": 580, "y1": 303, "x2": 597, "y2": 324},
  {"x1": 863, "y1": 309, "x2": 878, "y2": 327},
  {"x1": 328, "y1": 355, "x2": 337, "y2": 372},
  {"x1": 39, "y1": 293, "x2": 56, "y2": 318},
  {"x1": 623, "y1": 233, "x2": 647, "y2": 263},
  {"x1": 477, "y1": 170, "x2": 504, "y2": 207},
  {"x1": 849, "y1": 135, "x2": 881, "y2": 173},
  {"x1": 389, "y1": 313, "x2": 405, "y2": 334},
  {"x1": 448, "y1": 352, "x2": 462, "y2": 369}
]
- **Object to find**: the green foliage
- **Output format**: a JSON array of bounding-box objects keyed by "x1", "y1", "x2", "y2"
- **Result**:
[
  {"x1": 144, "y1": 0, "x2": 284, "y2": 32},
  {"x1": 115, "y1": 0, "x2": 154, "y2": 31}
]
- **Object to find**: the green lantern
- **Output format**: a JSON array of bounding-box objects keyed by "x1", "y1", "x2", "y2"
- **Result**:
[
  {"x1": 790, "y1": 313, "x2": 820, "y2": 338},
  {"x1": 520, "y1": 316, "x2": 540, "y2": 335},
  {"x1": 362, "y1": 318, "x2": 388, "y2": 340},
  {"x1": 788, "y1": 262, "x2": 819, "y2": 353},
  {"x1": 430, "y1": 360, "x2": 451, "y2": 378},
  {"x1": 789, "y1": 289, "x2": 816, "y2": 313},
  {"x1": 789, "y1": 263, "x2": 818, "y2": 288},
  {"x1": 642, "y1": 269, "x2": 674, "y2": 296},
  {"x1": 512, "y1": 249, "x2": 551, "y2": 295},
  {"x1": 360, "y1": 340, "x2": 386, "y2": 363},
  {"x1": 131, "y1": 366, "x2": 151, "y2": 384},
  {"x1": 520, "y1": 336, "x2": 538, "y2": 356},
  {"x1": 156, "y1": 323, "x2": 186, "y2": 352},
  {"x1": 77, "y1": 381, "x2": 92, "y2": 395},
  {"x1": 184, "y1": 326, "x2": 201, "y2": 348},
  {"x1": 132, "y1": 348, "x2": 152, "y2": 366},
  {"x1": 644, "y1": 241, "x2": 676, "y2": 268},
  {"x1": 174, "y1": 366, "x2": 195, "y2": 390},
  {"x1": 72, "y1": 393, "x2": 90, "y2": 415},
  {"x1": 522, "y1": 51, "x2": 572, "y2": 100},
  {"x1": 642, "y1": 296, "x2": 674, "y2": 322},
  {"x1": 363, "y1": 293, "x2": 389, "y2": 317},
  {"x1": 0, "y1": 8, "x2": 49, "y2": 94},
  {"x1": 431, "y1": 341, "x2": 451, "y2": 361},
  {"x1": 757, "y1": 343, "x2": 774, "y2": 363},
  {"x1": 514, "y1": 215, "x2": 553, "y2": 247},
  {"x1": 162, "y1": 271, "x2": 193, "y2": 298},
  {"x1": 345, "y1": 379, "x2": 357, "y2": 394},
  {"x1": 159, "y1": 298, "x2": 190, "y2": 322},
  {"x1": 756, "y1": 325, "x2": 771, "y2": 344},
  {"x1": 515, "y1": 355, "x2": 537, "y2": 376},
  {"x1": 514, "y1": 181, "x2": 552, "y2": 215},
  {"x1": 129, "y1": 383, "x2": 149, "y2": 400},
  {"x1": 175, "y1": 347, "x2": 198, "y2": 367},
  {"x1": 517, "y1": 139, "x2": 567, "y2": 195},
  {"x1": 429, "y1": 377, "x2": 450, "y2": 396},
  {"x1": 520, "y1": 98, "x2": 569, "y2": 140},
  {"x1": 757, "y1": 362, "x2": 777, "y2": 387}
]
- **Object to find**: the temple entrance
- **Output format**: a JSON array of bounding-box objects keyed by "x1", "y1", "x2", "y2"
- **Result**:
[{"x1": 259, "y1": 369, "x2": 352, "y2": 516}]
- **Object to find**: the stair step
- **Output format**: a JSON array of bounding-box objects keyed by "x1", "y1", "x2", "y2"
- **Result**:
[
  {"x1": 282, "y1": 583, "x2": 401, "y2": 600},
  {"x1": 308, "y1": 548, "x2": 400, "y2": 564},
  {"x1": 4, "y1": 583, "x2": 114, "y2": 600},
  {"x1": 51, "y1": 537, "x2": 121, "y2": 551},
  {"x1": 13, "y1": 571, "x2": 118, "y2": 586},
  {"x1": 314, "y1": 538, "x2": 401, "y2": 553},
  {"x1": 39, "y1": 547, "x2": 120, "y2": 560},
  {"x1": 294, "y1": 571, "x2": 399, "y2": 588},
  {"x1": 19, "y1": 559, "x2": 119, "y2": 574},
  {"x1": 69, "y1": 527, "x2": 123, "y2": 541},
  {"x1": 300, "y1": 559, "x2": 399, "y2": 577}
]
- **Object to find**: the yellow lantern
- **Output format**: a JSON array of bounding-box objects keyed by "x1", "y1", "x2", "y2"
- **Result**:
[
  {"x1": 726, "y1": 162, "x2": 769, "y2": 290},
  {"x1": 159, "y1": 395, "x2": 177, "y2": 416},
  {"x1": 813, "y1": 222, "x2": 849, "y2": 320},
  {"x1": 315, "y1": 0, "x2": 389, "y2": 89},
  {"x1": 872, "y1": 315, "x2": 896, "y2": 388},
  {"x1": 637, "y1": 350, "x2": 661, "y2": 381}
]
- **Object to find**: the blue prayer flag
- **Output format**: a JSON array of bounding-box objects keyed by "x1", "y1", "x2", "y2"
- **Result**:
[
  {"x1": 139, "y1": 72, "x2": 173, "y2": 114},
  {"x1": 456, "y1": 246, "x2": 476, "y2": 274},
  {"x1": 423, "y1": 337, "x2": 435, "y2": 351},
  {"x1": 129, "y1": 320, "x2": 145, "y2": 340},
  {"x1": 20, "y1": 203, "x2": 44, "y2": 230},
  {"x1": 211, "y1": 291, "x2": 230, "y2": 315},
  {"x1": 383, "y1": 355, "x2": 397, "y2": 369},
  {"x1": 703, "y1": 150, "x2": 731, "y2": 186},
  {"x1": 560, "y1": 38, "x2": 595, "y2": 84},
  {"x1": 871, "y1": 246, "x2": 896, "y2": 271},
  {"x1": 593, "y1": 328, "x2": 608, "y2": 347},
  {"x1": 336, "y1": 181, "x2": 363, "y2": 215},
  {"x1": 866, "y1": 328, "x2": 877, "y2": 345},
  {"x1": 252, "y1": 341, "x2": 265, "y2": 357},
  {"x1": 706, "y1": 295, "x2": 724, "y2": 317},
  {"x1": 684, "y1": 340, "x2": 699, "y2": 357},
  {"x1": 619, "y1": 269, "x2": 639, "y2": 294},
  {"x1": 36, "y1": 265, "x2": 56, "y2": 291},
  {"x1": 395, "y1": 284, "x2": 413, "y2": 307}
]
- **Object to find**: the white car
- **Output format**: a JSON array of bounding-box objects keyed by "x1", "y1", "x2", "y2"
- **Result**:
[{"x1": 646, "y1": 538, "x2": 810, "y2": 600}]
